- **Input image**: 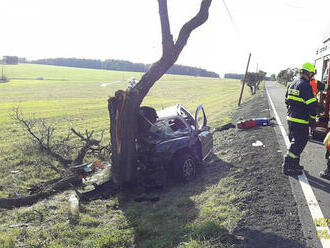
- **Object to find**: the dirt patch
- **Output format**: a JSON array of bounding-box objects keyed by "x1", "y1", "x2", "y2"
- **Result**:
[{"x1": 213, "y1": 90, "x2": 306, "y2": 247}]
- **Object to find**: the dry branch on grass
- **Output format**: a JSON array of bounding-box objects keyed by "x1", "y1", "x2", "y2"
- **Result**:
[
  {"x1": 0, "y1": 175, "x2": 82, "y2": 209},
  {"x1": 11, "y1": 107, "x2": 111, "y2": 170},
  {"x1": 0, "y1": 107, "x2": 112, "y2": 209}
]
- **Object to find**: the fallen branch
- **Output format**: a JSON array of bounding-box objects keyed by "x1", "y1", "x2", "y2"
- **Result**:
[
  {"x1": 9, "y1": 224, "x2": 29, "y2": 228},
  {"x1": 0, "y1": 175, "x2": 82, "y2": 209},
  {"x1": 76, "y1": 180, "x2": 120, "y2": 201}
]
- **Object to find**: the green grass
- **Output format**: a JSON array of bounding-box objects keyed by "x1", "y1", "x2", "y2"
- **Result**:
[
  {"x1": 0, "y1": 64, "x2": 251, "y2": 151},
  {"x1": 0, "y1": 63, "x2": 255, "y2": 247}
]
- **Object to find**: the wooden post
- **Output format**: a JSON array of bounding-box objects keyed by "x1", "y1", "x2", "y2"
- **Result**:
[
  {"x1": 238, "y1": 53, "x2": 251, "y2": 106},
  {"x1": 1, "y1": 63, "x2": 3, "y2": 80}
]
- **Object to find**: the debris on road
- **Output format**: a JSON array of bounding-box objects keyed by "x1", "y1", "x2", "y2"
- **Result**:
[
  {"x1": 237, "y1": 119, "x2": 257, "y2": 129},
  {"x1": 237, "y1": 117, "x2": 275, "y2": 129},
  {"x1": 252, "y1": 140, "x2": 264, "y2": 147},
  {"x1": 69, "y1": 192, "x2": 80, "y2": 219}
]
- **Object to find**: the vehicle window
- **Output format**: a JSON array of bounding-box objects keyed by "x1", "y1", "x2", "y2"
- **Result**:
[
  {"x1": 323, "y1": 67, "x2": 329, "y2": 83},
  {"x1": 178, "y1": 106, "x2": 195, "y2": 127},
  {"x1": 315, "y1": 58, "x2": 323, "y2": 82},
  {"x1": 195, "y1": 105, "x2": 207, "y2": 129},
  {"x1": 168, "y1": 118, "x2": 187, "y2": 132},
  {"x1": 149, "y1": 117, "x2": 189, "y2": 138}
]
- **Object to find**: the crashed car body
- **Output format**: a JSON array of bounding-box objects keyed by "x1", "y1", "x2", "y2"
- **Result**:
[{"x1": 137, "y1": 104, "x2": 213, "y2": 181}]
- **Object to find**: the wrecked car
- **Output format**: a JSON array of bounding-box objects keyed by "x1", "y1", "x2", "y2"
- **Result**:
[{"x1": 137, "y1": 104, "x2": 213, "y2": 182}]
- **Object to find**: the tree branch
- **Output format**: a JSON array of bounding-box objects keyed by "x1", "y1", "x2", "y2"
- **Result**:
[
  {"x1": 158, "y1": 0, "x2": 175, "y2": 54},
  {"x1": 12, "y1": 108, "x2": 73, "y2": 166},
  {"x1": 71, "y1": 128, "x2": 100, "y2": 165},
  {"x1": 174, "y1": 0, "x2": 212, "y2": 54},
  {"x1": 134, "y1": 0, "x2": 212, "y2": 103}
]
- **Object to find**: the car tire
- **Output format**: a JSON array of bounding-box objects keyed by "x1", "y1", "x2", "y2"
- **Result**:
[{"x1": 173, "y1": 153, "x2": 196, "y2": 182}]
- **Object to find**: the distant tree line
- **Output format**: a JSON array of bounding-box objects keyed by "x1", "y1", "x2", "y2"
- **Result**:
[
  {"x1": 277, "y1": 68, "x2": 297, "y2": 86},
  {"x1": 30, "y1": 58, "x2": 219, "y2": 78},
  {"x1": 224, "y1": 72, "x2": 272, "y2": 81},
  {"x1": 2, "y1": 56, "x2": 19, "y2": 65},
  {"x1": 224, "y1": 73, "x2": 245, "y2": 80}
]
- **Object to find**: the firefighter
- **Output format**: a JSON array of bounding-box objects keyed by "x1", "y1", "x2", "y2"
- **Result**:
[
  {"x1": 283, "y1": 62, "x2": 317, "y2": 175},
  {"x1": 310, "y1": 70, "x2": 326, "y2": 97},
  {"x1": 310, "y1": 70, "x2": 329, "y2": 114}
]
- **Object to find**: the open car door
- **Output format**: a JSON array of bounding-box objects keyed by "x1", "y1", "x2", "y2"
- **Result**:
[{"x1": 195, "y1": 105, "x2": 213, "y2": 160}]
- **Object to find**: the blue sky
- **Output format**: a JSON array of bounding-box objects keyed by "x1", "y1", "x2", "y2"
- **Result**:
[{"x1": 1, "y1": 0, "x2": 330, "y2": 76}]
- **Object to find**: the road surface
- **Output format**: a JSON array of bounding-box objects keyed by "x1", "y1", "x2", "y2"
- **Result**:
[{"x1": 266, "y1": 81, "x2": 330, "y2": 248}]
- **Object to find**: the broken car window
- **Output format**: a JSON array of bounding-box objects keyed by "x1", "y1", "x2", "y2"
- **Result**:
[{"x1": 149, "y1": 117, "x2": 189, "y2": 139}]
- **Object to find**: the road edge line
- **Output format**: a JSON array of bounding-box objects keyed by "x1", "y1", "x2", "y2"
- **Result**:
[{"x1": 266, "y1": 89, "x2": 330, "y2": 247}]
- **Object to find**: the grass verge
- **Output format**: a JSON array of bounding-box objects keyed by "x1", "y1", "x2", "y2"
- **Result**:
[{"x1": 0, "y1": 64, "x2": 260, "y2": 247}]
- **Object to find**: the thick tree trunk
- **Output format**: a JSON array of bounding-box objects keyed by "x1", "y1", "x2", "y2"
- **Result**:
[{"x1": 108, "y1": 90, "x2": 139, "y2": 186}]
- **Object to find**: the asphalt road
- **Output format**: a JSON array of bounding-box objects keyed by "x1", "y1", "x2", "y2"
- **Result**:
[{"x1": 265, "y1": 81, "x2": 330, "y2": 248}]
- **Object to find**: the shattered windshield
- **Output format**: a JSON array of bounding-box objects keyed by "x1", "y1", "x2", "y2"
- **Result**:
[{"x1": 148, "y1": 117, "x2": 190, "y2": 140}]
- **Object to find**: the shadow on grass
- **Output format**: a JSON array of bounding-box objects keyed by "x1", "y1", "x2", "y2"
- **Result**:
[{"x1": 116, "y1": 153, "x2": 235, "y2": 248}]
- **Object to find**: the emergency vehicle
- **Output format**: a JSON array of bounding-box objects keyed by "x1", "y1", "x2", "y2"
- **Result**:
[{"x1": 312, "y1": 25, "x2": 330, "y2": 140}]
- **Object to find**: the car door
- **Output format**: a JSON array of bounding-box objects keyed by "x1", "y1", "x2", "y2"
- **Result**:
[
  {"x1": 177, "y1": 105, "x2": 195, "y2": 129},
  {"x1": 195, "y1": 105, "x2": 213, "y2": 160}
]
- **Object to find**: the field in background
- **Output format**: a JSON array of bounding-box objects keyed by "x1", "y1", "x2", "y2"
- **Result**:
[
  {"x1": 0, "y1": 64, "x2": 254, "y2": 248},
  {"x1": 0, "y1": 64, "x2": 252, "y2": 152}
]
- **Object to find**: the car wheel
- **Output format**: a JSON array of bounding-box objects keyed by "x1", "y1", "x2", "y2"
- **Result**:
[{"x1": 173, "y1": 153, "x2": 196, "y2": 182}]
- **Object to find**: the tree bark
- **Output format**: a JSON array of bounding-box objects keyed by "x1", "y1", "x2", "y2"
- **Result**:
[
  {"x1": 108, "y1": 0, "x2": 212, "y2": 186},
  {"x1": 108, "y1": 90, "x2": 139, "y2": 185}
]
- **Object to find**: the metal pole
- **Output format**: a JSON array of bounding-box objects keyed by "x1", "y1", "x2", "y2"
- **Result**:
[
  {"x1": 238, "y1": 53, "x2": 251, "y2": 106},
  {"x1": 324, "y1": 60, "x2": 330, "y2": 119}
]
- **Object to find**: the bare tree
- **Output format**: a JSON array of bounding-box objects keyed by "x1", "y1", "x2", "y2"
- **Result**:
[{"x1": 108, "y1": 0, "x2": 213, "y2": 186}]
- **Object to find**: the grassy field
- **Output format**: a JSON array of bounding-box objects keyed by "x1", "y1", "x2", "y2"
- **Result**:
[{"x1": 0, "y1": 64, "x2": 255, "y2": 247}]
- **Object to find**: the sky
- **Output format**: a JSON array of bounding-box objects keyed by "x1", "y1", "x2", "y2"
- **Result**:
[{"x1": 1, "y1": 0, "x2": 330, "y2": 76}]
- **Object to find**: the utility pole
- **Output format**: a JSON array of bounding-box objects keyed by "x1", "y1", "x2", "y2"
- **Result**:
[
  {"x1": 238, "y1": 53, "x2": 251, "y2": 106},
  {"x1": 1, "y1": 62, "x2": 3, "y2": 81},
  {"x1": 256, "y1": 63, "x2": 258, "y2": 72}
]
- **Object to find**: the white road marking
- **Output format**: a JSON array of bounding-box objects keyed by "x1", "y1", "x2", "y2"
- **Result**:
[{"x1": 266, "y1": 89, "x2": 330, "y2": 247}]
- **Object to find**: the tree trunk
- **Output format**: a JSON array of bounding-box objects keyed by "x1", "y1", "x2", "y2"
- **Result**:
[{"x1": 108, "y1": 90, "x2": 139, "y2": 186}]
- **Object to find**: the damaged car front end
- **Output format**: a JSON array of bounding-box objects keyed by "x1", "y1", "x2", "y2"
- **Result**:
[{"x1": 137, "y1": 104, "x2": 213, "y2": 182}]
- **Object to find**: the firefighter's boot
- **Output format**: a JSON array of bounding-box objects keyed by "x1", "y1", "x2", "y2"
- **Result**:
[
  {"x1": 320, "y1": 162, "x2": 330, "y2": 180},
  {"x1": 292, "y1": 157, "x2": 304, "y2": 170},
  {"x1": 282, "y1": 156, "x2": 303, "y2": 176}
]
